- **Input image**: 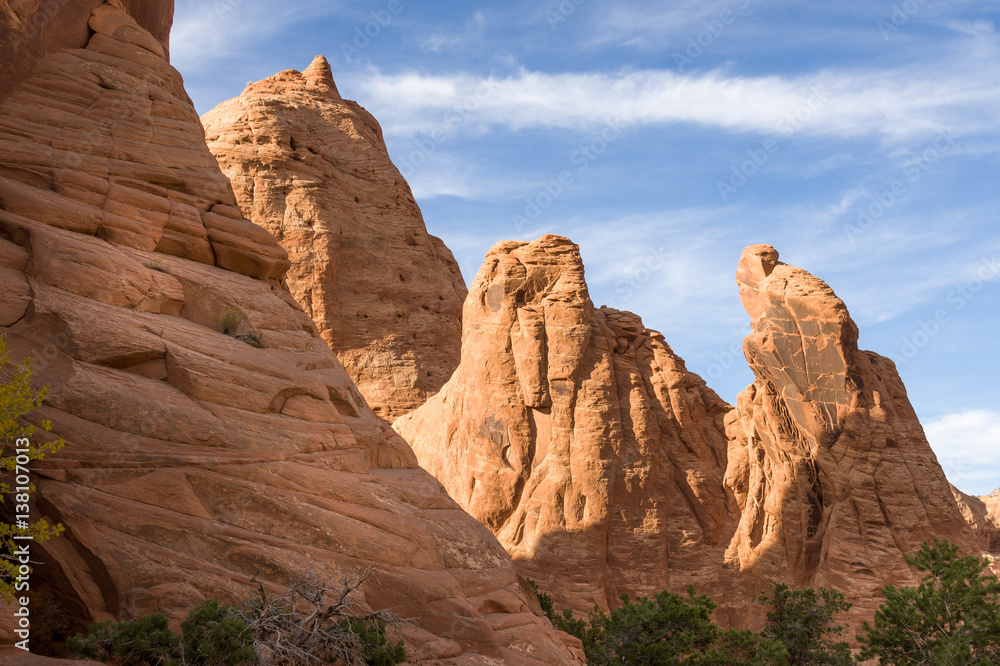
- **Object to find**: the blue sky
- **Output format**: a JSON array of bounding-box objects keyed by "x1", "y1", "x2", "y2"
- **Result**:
[{"x1": 172, "y1": 0, "x2": 1000, "y2": 495}]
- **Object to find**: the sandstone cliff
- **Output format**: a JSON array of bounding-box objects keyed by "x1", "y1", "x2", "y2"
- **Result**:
[
  {"x1": 0, "y1": 0, "x2": 173, "y2": 100},
  {"x1": 723, "y1": 244, "x2": 977, "y2": 621},
  {"x1": 395, "y1": 237, "x2": 980, "y2": 629},
  {"x1": 395, "y1": 235, "x2": 739, "y2": 616},
  {"x1": 0, "y1": 3, "x2": 578, "y2": 662},
  {"x1": 202, "y1": 58, "x2": 467, "y2": 420},
  {"x1": 953, "y1": 486, "x2": 1000, "y2": 571}
]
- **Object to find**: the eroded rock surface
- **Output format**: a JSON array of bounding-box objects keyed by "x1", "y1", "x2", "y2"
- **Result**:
[
  {"x1": 395, "y1": 235, "x2": 738, "y2": 616},
  {"x1": 202, "y1": 58, "x2": 467, "y2": 420},
  {"x1": 0, "y1": 4, "x2": 578, "y2": 662},
  {"x1": 0, "y1": 0, "x2": 173, "y2": 101},
  {"x1": 953, "y1": 486, "x2": 1000, "y2": 572},
  {"x1": 723, "y1": 244, "x2": 977, "y2": 622}
]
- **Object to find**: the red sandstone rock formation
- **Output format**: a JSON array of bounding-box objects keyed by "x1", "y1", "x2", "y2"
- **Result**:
[
  {"x1": 953, "y1": 486, "x2": 1000, "y2": 572},
  {"x1": 395, "y1": 235, "x2": 738, "y2": 615},
  {"x1": 396, "y1": 238, "x2": 980, "y2": 629},
  {"x1": 202, "y1": 57, "x2": 467, "y2": 420},
  {"x1": 0, "y1": 0, "x2": 173, "y2": 100},
  {"x1": 723, "y1": 244, "x2": 977, "y2": 622},
  {"x1": 0, "y1": 3, "x2": 578, "y2": 662}
]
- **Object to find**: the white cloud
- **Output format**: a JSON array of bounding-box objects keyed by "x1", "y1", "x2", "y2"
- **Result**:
[
  {"x1": 170, "y1": 0, "x2": 346, "y2": 73},
  {"x1": 925, "y1": 409, "x2": 1000, "y2": 495},
  {"x1": 583, "y1": 0, "x2": 770, "y2": 49},
  {"x1": 345, "y1": 32, "x2": 1000, "y2": 142},
  {"x1": 420, "y1": 11, "x2": 486, "y2": 52}
]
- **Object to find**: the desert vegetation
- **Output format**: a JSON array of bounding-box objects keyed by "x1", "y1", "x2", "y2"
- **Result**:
[
  {"x1": 532, "y1": 539, "x2": 1000, "y2": 665},
  {"x1": 0, "y1": 337, "x2": 64, "y2": 602},
  {"x1": 67, "y1": 569, "x2": 406, "y2": 666}
]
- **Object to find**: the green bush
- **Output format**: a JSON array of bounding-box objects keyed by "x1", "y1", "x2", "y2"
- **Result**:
[
  {"x1": 338, "y1": 617, "x2": 407, "y2": 666},
  {"x1": 759, "y1": 582, "x2": 852, "y2": 665},
  {"x1": 529, "y1": 581, "x2": 788, "y2": 665},
  {"x1": 67, "y1": 613, "x2": 181, "y2": 666},
  {"x1": 858, "y1": 539, "x2": 1000, "y2": 665},
  {"x1": 67, "y1": 602, "x2": 255, "y2": 666},
  {"x1": 181, "y1": 600, "x2": 256, "y2": 666}
]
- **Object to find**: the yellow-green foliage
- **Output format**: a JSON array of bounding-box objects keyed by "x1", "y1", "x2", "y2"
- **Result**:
[
  {"x1": 211, "y1": 306, "x2": 242, "y2": 335},
  {"x1": 0, "y1": 336, "x2": 65, "y2": 603}
]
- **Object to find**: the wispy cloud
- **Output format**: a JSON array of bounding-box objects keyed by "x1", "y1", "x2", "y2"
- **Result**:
[
  {"x1": 171, "y1": 0, "x2": 347, "y2": 73},
  {"x1": 419, "y1": 11, "x2": 486, "y2": 52},
  {"x1": 583, "y1": 0, "x2": 770, "y2": 49},
  {"x1": 346, "y1": 28, "x2": 1000, "y2": 141},
  {"x1": 925, "y1": 409, "x2": 1000, "y2": 495}
]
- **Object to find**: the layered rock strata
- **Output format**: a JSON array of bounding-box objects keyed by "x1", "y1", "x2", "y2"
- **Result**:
[
  {"x1": 0, "y1": 3, "x2": 578, "y2": 662},
  {"x1": 203, "y1": 57, "x2": 467, "y2": 420},
  {"x1": 723, "y1": 244, "x2": 977, "y2": 621},
  {"x1": 0, "y1": 0, "x2": 173, "y2": 100},
  {"x1": 395, "y1": 235, "x2": 738, "y2": 616}
]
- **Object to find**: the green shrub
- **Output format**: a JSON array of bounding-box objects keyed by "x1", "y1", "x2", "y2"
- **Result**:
[
  {"x1": 587, "y1": 589, "x2": 727, "y2": 664},
  {"x1": 858, "y1": 539, "x2": 1000, "y2": 665},
  {"x1": 181, "y1": 600, "x2": 256, "y2": 666},
  {"x1": 758, "y1": 582, "x2": 852, "y2": 665},
  {"x1": 529, "y1": 580, "x2": 788, "y2": 665},
  {"x1": 66, "y1": 569, "x2": 405, "y2": 666},
  {"x1": 338, "y1": 617, "x2": 407, "y2": 666},
  {"x1": 67, "y1": 613, "x2": 180, "y2": 665},
  {"x1": 67, "y1": 602, "x2": 255, "y2": 666}
]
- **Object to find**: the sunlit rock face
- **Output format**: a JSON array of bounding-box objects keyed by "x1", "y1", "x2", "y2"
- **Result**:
[
  {"x1": 0, "y1": 3, "x2": 581, "y2": 661},
  {"x1": 396, "y1": 235, "x2": 740, "y2": 616},
  {"x1": 724, "y1": 244, "x2": 977, "y2": 621},
  {"x1": 397, "y1": 237, "x2": 979, "y2": 631},
  {"x1": 203, "y1": 57, "x2": 467, "y2": 421},
  {"x1": 953, "y1": 486, "x2": 1000, "y2": 574}
]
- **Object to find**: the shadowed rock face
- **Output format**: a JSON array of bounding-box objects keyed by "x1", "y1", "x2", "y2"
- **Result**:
[
  {"x1": 395, "y1": 235, "x2": 738, "y2": 615},
  {"x1": 202, "y1": 57, "x2": 467, "y2": 420},
  {"x1": 0, "y1": 3, "x2": 580, "y2": 662},
  {"x1": 0, "y1": 0, "x2": 174, "y2": 101},
  {"x1": 724, "y1": 244, "x2": 977, "y2": 622}
]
